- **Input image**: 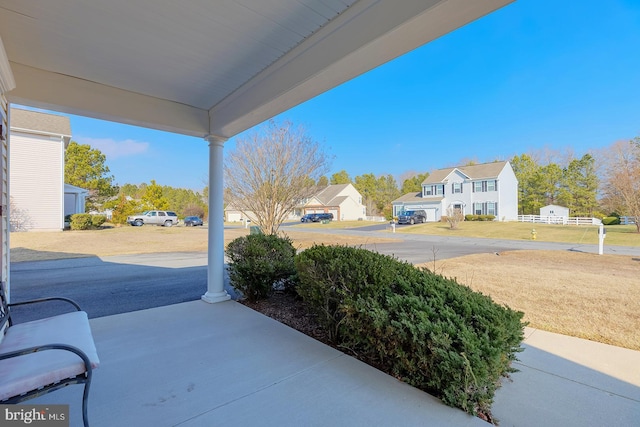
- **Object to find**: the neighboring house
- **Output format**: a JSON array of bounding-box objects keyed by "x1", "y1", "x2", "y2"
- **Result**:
[
  {"x1": 392, "y1": 161, "x2": 518, "y2": 222},
  {"x1": 300, "y1": 184, "x2": 366, "y2": 221},
  {"x1": 9, "y1": 107, "x2": 85, "y2": 231},
  {"x1": 65, "y1": 184, "x2": 89, "y2": 217},
  {"x1": 540, "y1": 204, "x2": 569, "y2": 218},
  {"x1": 225, "y1": 184, "x2": 366, "y2": 222}
]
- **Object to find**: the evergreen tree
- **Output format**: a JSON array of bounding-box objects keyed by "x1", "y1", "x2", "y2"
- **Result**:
[
  {"x1": 142, "y1": 180, "x2": 170, "y2": 210},
  {"x1": 330, "y1": 170, "x2": 351, "y2": 184},
  {"x1": 64, "y1": 141, "x2": 117, "y2": 211}
]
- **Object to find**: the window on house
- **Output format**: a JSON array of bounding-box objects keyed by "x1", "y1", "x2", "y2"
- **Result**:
[
  {"x1": 452, "y1": 182, "x2": 462, "y2": 194},
  {"x1": 425, "y1": 185, "x2": 443, "y2": 196},
  {"x1": 473, "y1": 202, "x2": 498, "y2": 216},
  {"x1": 487, "y1": 202, "x2": 496, "y2": 216},
  {"x1": 473, "y1": 180, "x2": 497, "y2": 192}
]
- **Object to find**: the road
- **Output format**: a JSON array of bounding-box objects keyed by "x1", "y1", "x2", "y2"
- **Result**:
[{"x1": 9, "y1": 229, "x2": 639, "y2": 321}]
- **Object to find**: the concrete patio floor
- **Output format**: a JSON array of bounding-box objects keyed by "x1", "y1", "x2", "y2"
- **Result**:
[{"x1": 28, "y1": 300, "x2": 640, "y2": 427}]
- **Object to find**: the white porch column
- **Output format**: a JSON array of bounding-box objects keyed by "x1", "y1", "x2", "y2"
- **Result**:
[{"x1": 202, "y1": 136, "x2": 231, "y2": 304}]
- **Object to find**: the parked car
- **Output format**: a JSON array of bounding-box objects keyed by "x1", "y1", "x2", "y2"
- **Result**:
[
  {"x1": 184, "y1": 216, "x2": 204, "y2": 226},
  {"x1": 301, "y1": 214, "x2": 319, "y2": 223},
  {"x1": 317, "y1": 213, "x2": 334, "y2": 221},
  {"x1": 127, "y1": 210, "x2": 179, "y2": 227},
  {"x1": 397, "y1": 209, "x2": 427, "y2": 225},
  {"x1": 301, "y1": 213, "x2": 334, "y2": 223}
]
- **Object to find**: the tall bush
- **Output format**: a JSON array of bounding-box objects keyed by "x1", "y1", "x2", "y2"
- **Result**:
[
  {"x1": 70, "y1": 214, "x2": 93, "y2": 230},
  {"x1": 226, "y1": 234, "x2": 297, "y2": 302},
  {"x1": 295, "y1": 245, "x2": 525, "y2": 417}
]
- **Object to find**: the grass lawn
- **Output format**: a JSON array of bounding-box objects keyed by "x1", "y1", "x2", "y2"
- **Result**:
[
  {"x1": 291, "y1": 220, "x2": 383, "y2": 229},
  {"x1": 397, "y1": 221, "x2": 640, "y2": 246},
  {"x1": 10, "y1": 224, "x2": 640, "y2": 350},
  {"x1": 417, "y1": 251, "x2": 640, "y2": 351}
]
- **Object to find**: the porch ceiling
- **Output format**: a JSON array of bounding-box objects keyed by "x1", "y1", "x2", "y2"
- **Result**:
[{"x1": 0, "y1": 0, "x2": 513, "y2": 139}]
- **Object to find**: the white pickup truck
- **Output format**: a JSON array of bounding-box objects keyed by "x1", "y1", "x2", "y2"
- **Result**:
[{"x1": 127, "y1": 210, "x2": 179, "y2": 227}]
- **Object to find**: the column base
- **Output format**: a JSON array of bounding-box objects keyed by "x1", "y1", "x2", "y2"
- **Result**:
[{"x1": 201, "y1": 291, "x2": 231, "y2": 304}]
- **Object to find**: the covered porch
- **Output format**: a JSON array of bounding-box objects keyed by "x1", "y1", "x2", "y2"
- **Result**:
[
  {"x1": 31, "y1": 300, "x2": 488, "y2": 427},
  {"x1": 0, "y1": 0, "x2": 515, "y2": 300},
  {"x1": 27, "y1": 300, "x2": 640, "y2": 426}
]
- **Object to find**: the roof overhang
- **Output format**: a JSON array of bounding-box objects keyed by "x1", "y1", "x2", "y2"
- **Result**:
[{"x1": 0, "y1": 0, "x2": 513, "y2": 139}]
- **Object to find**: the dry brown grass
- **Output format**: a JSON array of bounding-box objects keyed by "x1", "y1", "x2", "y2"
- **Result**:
[
  {"x1": 417, "y1": 251, "x2": 640, "y2": 351},
  {"x1": 11, "y1": 227, "x2": 639, "y2": 350},
  {"x1": 9, "y1": 225, "x2": 398, "y2": 262}
]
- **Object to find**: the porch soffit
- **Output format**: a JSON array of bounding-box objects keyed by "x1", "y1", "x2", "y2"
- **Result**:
[{"x1": 0, "y1": 0, "x2": 513, "y2": 139}]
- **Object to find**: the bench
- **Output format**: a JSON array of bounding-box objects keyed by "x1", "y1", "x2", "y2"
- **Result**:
[{"x1": 0, "y1": 283, "x2": 99, "y2": 427}]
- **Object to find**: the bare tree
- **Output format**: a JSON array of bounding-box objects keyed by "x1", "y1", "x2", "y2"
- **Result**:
[
  {"x1": 225, "y1": 120, "x2": 330, "y2": 235},
  {"x1": 600, "y1": 138, "x2": 640, "y2": 232},
  {"x1": 9, "y1": 196, "x2": 33, "y2": 231},
  {"x1": 446, "y1": 205, "x2": 464, "y2": 230}
]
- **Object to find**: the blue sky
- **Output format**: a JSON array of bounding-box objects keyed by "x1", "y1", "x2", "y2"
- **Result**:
[{"x1": 28, "y1": 0, "x2": 640, "y2": 191}]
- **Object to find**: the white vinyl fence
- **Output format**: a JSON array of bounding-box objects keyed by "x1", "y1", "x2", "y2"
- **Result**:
[{"x1": 517, "y1": 215, "x2": 602, "y2": 226}]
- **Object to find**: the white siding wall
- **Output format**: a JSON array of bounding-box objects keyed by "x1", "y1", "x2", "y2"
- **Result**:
[
  {"x1": 10, "y1": 132, "x2": 64, "y2": 231},
  {"x1": 0, "y1": 95, "x2": 8, "y2": 292},
  {"x1": 339, "y1": 184, "x2": 366, "y2": 220},
  {"x1": 497, "y1": 163, "x2": 518, "y2": 221}
]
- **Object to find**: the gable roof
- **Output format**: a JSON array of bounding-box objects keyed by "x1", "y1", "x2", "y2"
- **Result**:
[
  {"x1": 313, "y1": 184, "x2": 352, "y2": 206},
  {"x1": 10, "y1": 108, "x2": 72, "y2": 138},
  {"x1": 392, "y1": 192, "x2": 444, "y2": 204},
  {"x1": 422, "y1": 161, "x2": 509, "y2": 184}
]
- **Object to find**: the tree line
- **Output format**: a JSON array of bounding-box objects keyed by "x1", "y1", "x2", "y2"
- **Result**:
[
  {"x1": 64, "y1": 141, "x2": 207, "y2": 224},
  {"x1": 64, "y1": 124, "x2": 640, "y2": 232}
]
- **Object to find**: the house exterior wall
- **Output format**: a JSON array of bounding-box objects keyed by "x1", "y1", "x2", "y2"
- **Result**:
[
  {"x1": 393, "y1": 162, "x2": 519, "y2": 222},
  {"x1": 10, "y1": 131, "x2": 65, "y2": 231},
  {"x1": 496, "y1": 162, "x2": 518, "y2": 221},
  {"x1": 540, "y1": 204, "x2": 569, "y2": 217},
  {"x1": 338, "y1": 184, "x2": 366, "y2": 220},
  {"x1": 225, "y1": 184, "x2": 366, "y2": 222},
  {"x1": 64, "y1": 184, "x2": 88, "y2": 216},
  {"x1": 0, "y1": 93, "x2": 8, "y2": 294}
]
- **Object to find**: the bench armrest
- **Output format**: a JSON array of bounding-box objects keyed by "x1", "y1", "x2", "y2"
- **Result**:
[
  {"x1": 9, "y1": 297, "x2": 82, "y2": 311},
  {"x1": 0, "y1": 343, "x2": 92, "y2": 372}
]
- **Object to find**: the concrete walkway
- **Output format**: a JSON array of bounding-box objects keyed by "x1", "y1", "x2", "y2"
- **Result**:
[
  {"x1": 28, "y1": 300, "x2": 640, "y2": 427},
  {"x1": 493, "y1": 327, "x2": 640, "y2": 426}
]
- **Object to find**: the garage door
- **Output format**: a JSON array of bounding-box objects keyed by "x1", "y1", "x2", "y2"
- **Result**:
[{"x1": 426, "y1": 209, "x2": 436, "y2": 222}]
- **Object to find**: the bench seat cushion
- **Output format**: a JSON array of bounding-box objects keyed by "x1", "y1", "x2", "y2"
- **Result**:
[{"x1": 0, "y1": 311, "x2": 99, "y2": 401}]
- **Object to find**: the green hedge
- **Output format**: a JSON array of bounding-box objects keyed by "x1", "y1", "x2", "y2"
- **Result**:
[
  {"x1": 294, "y1": 245, "x2": 525, "y2": 416},
  {"x1": 69, "y1": 214, "x2": 107, "y2": 230},
  {"x1": 464, "y1": 214, "x2": 496, "y2": 221},
  {"x1": 602, "y1": 216, "x2": 621, "y2": 225},
  {"x1": 225, "y1": 234, "x2": 297, "y2": 302}
]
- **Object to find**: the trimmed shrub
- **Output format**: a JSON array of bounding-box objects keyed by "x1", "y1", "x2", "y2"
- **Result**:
[
  {"x1": 91, "y1": 215, "x2": 107, "y2": 228},
  {"x1": 602, "y1": 216, "x2": 620, "y2": 225},
  {"x1": 70, "y1": 214, "x2": 107, "y2": 230},
  {"x1": 465, "y1": 214, "x2": 496, "y2": 221},
  {"x1": 295, "y1": 245, "x2": 525, "y2": 417},
  {"x1": 226, "y1": 234, "x2": 297, "y2": 302},
  {"x1": 70, "y1": 214, "x2": 93, "y2": 230}
]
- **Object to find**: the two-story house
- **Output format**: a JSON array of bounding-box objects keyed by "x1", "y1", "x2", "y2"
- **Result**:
[
  {"x1": 300, "y1": 183, "x2": 366, "y2": 221},
  {"x1": 392, "y1": 161, "x2": 518, "y2": 222},
  {"x1": 225, "y1": 183, "x2": 366, "y2": 222}
]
